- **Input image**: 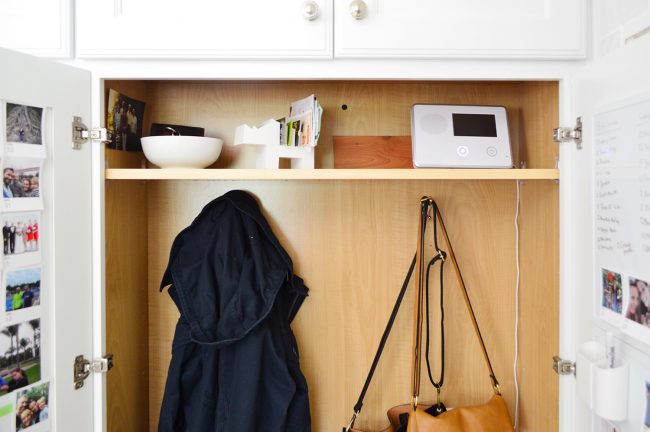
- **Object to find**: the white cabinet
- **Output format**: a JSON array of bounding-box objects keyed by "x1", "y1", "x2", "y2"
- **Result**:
[
  {"x1": 1, "y1": 0, "x2": 586, "y2": 60},
  {"x1": 75, "y1": 0, "x2": 584, "y2": 59},
  {"x1": 0, "y1": 0, "x2": 72, "y2": 57},
  {"x1": 75, "y1": 0, "x2": 333, "y2": 59},
  {"x1": 335, "y1": 0, "x2": 586, "y2": 58},
  {"x1": 3, "y1": 13, "x2": 650, "y2": 432}
]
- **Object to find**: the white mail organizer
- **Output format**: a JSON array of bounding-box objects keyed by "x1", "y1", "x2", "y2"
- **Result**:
[
  {"x1": 576, "y1": 341, "x2": 629, "y2": 421},
  {"x1": 234, "y1": 119, "x2": 315, "y2": 169}
]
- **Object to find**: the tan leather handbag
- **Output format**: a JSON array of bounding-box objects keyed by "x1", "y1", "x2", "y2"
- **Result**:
[{"x1": 344, "y1": 197, "x2": 514, "y2": 432}]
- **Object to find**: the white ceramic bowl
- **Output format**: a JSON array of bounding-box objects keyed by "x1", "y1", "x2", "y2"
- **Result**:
[{"x1": 141, "y1": 136, "x2": 223, "y2": 169}]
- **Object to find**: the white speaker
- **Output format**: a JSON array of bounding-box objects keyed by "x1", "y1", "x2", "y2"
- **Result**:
[{"x1": 411, "y1": 104, "x2": 512, "y2": 168}]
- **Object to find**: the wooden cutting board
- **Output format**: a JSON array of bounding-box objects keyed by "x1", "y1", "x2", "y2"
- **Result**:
[{"x1": 333, "y1": 136, "x2": 412, "y2": 168}]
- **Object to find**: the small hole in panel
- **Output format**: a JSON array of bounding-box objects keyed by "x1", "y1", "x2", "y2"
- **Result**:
[{"x1": 341, "y1": 104, "x2": 348, "y2": 111}]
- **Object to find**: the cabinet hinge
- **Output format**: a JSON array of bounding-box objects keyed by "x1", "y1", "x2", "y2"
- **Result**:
[
  {"x1": 552, "y1": 355, "x2": 576, "y2": 376},
  {"x1": 74, "y1": 353, "x2": 114, "y2": 389},
  {"x1": 553, "y1": 117, "x2": 582, "y2": 149},
  {"x1": 72, "y1": 116, "x2": 111, "y2": 150}
]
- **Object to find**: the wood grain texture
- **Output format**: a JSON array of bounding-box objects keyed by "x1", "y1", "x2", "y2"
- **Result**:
[
  {"x1": 333, "y1": 136, "x2": 412, "y2": 168},
  {"x1": 517, "y1": 180, "x2": 559, "y2": 431},
  {"x1": 105, "y1": 180, "x2": 149, "y2": 432},
  {"x1": 145, "y1": 180, "x2": 559, "y2": 432},
  {"x1": 102, "y1": 79, "x2": 560, "y2": 432},
  {"x1": 519, "y1": 82, "x2": 559, "y2": 169},
  {"x1": 104, "y1": 168, "x2": 560, "y2": 181},
  {"x1": 112, "y1": 80, "x2": 559, "y2": 170}
]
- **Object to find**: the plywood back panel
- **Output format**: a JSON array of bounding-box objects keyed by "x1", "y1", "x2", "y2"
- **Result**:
[
  {"x1": 146, "y1": 180, "x2": 558, "y2": 432},
  {"x1": 139, "y1": 81, "x2": 557, "y2": 170},
  {"x1": 519, "y1": 81, "x2": 560, "y2": 169},
  {"x1": 105, "y1": 180, "x2": 149, "y2": 432}
]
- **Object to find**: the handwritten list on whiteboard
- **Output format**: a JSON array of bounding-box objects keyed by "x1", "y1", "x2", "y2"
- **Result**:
[{"x1": 594, "y1": 96, "x2": 650, "y2": 340}]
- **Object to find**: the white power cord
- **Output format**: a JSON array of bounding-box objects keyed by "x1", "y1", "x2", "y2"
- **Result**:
[{"x1": 513, "y1": 180, "x2": 521, "y2": 430}]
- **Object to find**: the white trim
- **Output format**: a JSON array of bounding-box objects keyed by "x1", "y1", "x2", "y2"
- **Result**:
[
  {"x1": 91, "y1": 73, "x2": 108, "y2": 432},
  {"x1": 59, "y1": 59, "x2": 584, "y2": 81},
  {"x1": 558, "y1": 75, "x2": 577, "y2": 432}
]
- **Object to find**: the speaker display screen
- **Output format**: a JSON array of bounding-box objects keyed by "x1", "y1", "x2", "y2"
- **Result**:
[{"x1": 452, "y1": 113, "x2": 497, "y2": 137}]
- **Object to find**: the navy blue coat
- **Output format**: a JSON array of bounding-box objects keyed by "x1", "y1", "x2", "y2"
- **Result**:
[{"x1": 158, "y1": 190, "x2": 311, "y2": 432}]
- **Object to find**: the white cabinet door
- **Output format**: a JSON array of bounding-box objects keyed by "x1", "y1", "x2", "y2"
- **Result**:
[
  {"x1": 76, "y1": 0, "x2": 332, "y2": 59},
  {"x1": 560, "y1": 36, "x2": 650, "y2": 431},
  {"x1": 0, "y1": 48, "x2": 93, "y2": 431},
  {"x1": 335, "y1": 0, "x2": 585, "y2": 58},
  {"x1": 0, "y1": 0, "x2": 72, "y2": 58}
]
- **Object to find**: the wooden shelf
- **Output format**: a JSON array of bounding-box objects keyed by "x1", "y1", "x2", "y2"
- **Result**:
[{"x1": 105, "y1": 168, "x2": 559, "y2": 180}]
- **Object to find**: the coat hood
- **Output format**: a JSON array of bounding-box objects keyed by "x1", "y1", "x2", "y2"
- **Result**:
[{"x1": 160, "y1": 190, "x2": 307, "y2": 346}]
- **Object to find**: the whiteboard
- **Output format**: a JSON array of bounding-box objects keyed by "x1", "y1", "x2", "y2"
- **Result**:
[{"x1": 594, "y1": 93, "x2": 650, "y2": 345}]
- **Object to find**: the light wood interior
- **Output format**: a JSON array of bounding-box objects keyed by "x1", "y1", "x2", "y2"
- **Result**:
[
  {"x1": 105, "y1": 80, "x2": 559, "y2": 432},
  {"x1": 105, "y1": 168, "x2": 559, "y2": 180}
]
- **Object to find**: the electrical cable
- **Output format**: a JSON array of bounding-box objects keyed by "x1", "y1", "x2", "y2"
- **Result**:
[{"x1": 513, "y1": 180, "x2": 521, "y2": 430}]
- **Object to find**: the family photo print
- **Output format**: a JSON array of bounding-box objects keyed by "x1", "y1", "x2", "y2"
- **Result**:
[
  {"x1": 2, "y1": 212, "x2": 40, "y2": 268},
  {"x1": 5, "y1": 267, "x2": 41, "y2": 313},
  {"x1": 15, "y1": 381, "x2": 49, "y2": 431},
  {"x1": 0, "y1": 319, "x2": 41, "y2": 397},
  {"x1": 2, "y1": 157, "x2": 43, "y2": 211}
]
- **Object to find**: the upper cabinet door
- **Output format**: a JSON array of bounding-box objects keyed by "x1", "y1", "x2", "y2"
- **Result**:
[
  {"x1": 0, "y1": 0, "x2": 72, "y2": 58},
  {"x1": 0, "y1": 48, "x2": 93, "y2": 430},
  {"x1": 76, "y1": 0, "x2": 332, "y2": 59},
  {"x1": 335, "y1": 0, "x2": 585, "y2": 59}
]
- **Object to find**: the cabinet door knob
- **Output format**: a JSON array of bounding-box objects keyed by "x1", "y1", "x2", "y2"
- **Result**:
[
  {"x1": 349, "y1": 0, "x2": 367, "y2": 20},
  {"x1": 302, "y1": 0, "x2": 321, "y2": 21}
]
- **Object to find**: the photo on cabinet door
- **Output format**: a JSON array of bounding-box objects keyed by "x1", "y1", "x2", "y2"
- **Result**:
[
  {"x1": 602, "y1": 268, "x2": 623, "y2": 314},
  {"x1": 4, "y1": 267, "x2": 40, "y2": 315},
  {"x1": 1, "y1": 213, "x2": 40, "y2": 269},
  {"x1": 0, "y1": 318, "x2": 41, "y2": 397},
  {"x1": 14, "y1": 381, "x2": 49, "y2": 431},
  {"x1": 626, "y1": 277, "x2": 650, "y2": 329},
  {"x1": 3, "y1": 102, "x2": 46, "y2": 158},
  {"x1": 106, "y1": 88, "x2": 146, "y2": 152},
  {"x1": 2, "y1": 157, "x2": 42, "y2": 212}
]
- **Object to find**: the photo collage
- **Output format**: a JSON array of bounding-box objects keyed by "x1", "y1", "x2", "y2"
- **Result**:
[
  {"x1": 602, "y1": 268, "x2": 650, "y2": 331},
  {"x1": 0, "y1": 100, "x2": 48, "y2": 431}
]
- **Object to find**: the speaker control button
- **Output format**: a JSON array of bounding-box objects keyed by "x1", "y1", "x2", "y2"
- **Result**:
[
  {"x1": 457, "y1": 145, "x2": 469, "y2": 157},
  {"x1": 487, "y1": 146, "x2": 498, "y2": 157}
]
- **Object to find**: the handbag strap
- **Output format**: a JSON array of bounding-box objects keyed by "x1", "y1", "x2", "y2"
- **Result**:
[
  {"x1": 411, "y1": 198, "x2": 501, "y2": 408},
  {"x1": 343, "y1": 197, "x2": 501, "y2": 431},
  {"x1": 343, "y1": 254, "x2": 417, "y2": 432},
  {"x1": 410, "y1": 197, "x2": 430, "y2": 405},
  {"x1": 424, "y1": 216, "x2": 446, "y2": 395}
]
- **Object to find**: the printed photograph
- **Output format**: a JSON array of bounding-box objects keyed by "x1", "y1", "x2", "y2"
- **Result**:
[
  {"x1": 3, "y1": 157, "x2": 41, "y2": 199},
  {"x1": 602, "y1": 269, "x2": 623, "y2": 313},
  {"x1": 5, "y1": 267, "x2": 41, "y2": 312},
  {"x1": 5, "y1": 103, "x2": 43, "y2": 145},
  {"x1": 15, "y1": 382, "x2": 49, "y2": 430},
  {"x1": 626, "y1": 277, "x2": 650, "y2": 328},
  {"x1": 0, "y1": 319, "x2": 41, "y2": 396},
  {"x1": 106, "y1": 89, "x2": 145, "y2": 151},
  {"x1": 2, "y1": 213, "x2": 40, "y2": 257}
]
